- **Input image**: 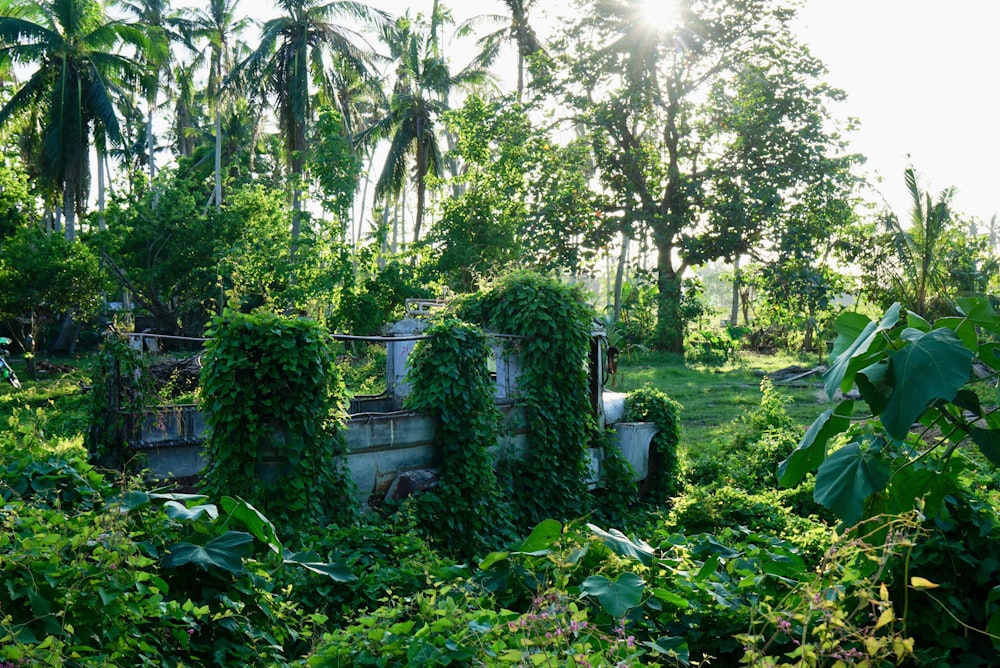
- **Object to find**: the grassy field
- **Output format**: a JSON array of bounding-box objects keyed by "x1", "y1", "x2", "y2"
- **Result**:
[{"x1": 613, "y1": 349, "x2": 833, "y2": 453}]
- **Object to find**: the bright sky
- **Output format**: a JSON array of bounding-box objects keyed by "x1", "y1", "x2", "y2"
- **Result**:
[{"x1": 240, "y1": 0, "x2": 999, "y2": 223}]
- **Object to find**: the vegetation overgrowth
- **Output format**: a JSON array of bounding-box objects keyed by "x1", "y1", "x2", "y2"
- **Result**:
[
  {"x1": 1, "y1": 0, "x2": 1000, "y2": 663},
  {"x1": 3, "y1": 327, "x2": 1000, "y2": 665}
]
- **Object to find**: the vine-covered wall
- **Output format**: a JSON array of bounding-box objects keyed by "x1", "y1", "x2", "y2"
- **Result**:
[
  {"x1": 199, "y1": 312, "x2": 355, "y2": 533},
  {"x1": 404, "y1": 317, "x2": 514, "y2": 558},
  {"x1": 456, "y1": 271, "x2": 604, "y2": 525}
]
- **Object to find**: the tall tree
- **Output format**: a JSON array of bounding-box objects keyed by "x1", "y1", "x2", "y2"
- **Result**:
[
  {"x1": 361, "y1": 2, "x2": 490, "y2": 245},
  {"x1": 552, "y1": 0, "x2": 852, "y2": 351},
  {"x1": 186, "y1": 0, "x2": 249, "y2": 210},
  {"x1": 112, "y1": 0, "x2": 184, "y2": 184},
  {"x1": 0, "y1": 0, "x2": 153, "y2": 240},
  {"x1": 229, "y1": 0, "x2": 384, "y2": 251},
  {"x1": 459, "y1": 0, "x2": 543, "y2": 99}
]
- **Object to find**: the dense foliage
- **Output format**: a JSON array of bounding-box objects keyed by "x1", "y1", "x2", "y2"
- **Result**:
[
  {"x1": 404, "y1": 317, "x2": 514, "y2": 558},
  {"x1": 199, "y1": 311, "x2": 355, "y2": 533},
  {"x1": 456, "y1": 272, "x2": 600, "y2": 525}
]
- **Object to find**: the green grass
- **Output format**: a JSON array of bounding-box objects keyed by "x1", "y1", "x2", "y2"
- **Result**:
[
  {"x1": 612, "y1": 349, "x2": 834, "y2": 460},
  {"x1": 0, "y1": 354, "x2": 94, "y2": 445}
]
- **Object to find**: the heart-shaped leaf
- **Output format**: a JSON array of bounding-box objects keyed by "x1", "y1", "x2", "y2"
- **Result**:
[
  {"x1": 580, "y1": 572, "x2": 645, "y2": 618},
  {"x1": 778, "y1": 401, "x2": 854, "y2": 487},
  {"x1": 588, "y1": 524, "x2": 655, "y2": 566},
  {"x1": 882, "y1": 328, "x2": 973, "y2": 440},
  {"x1": 163, "y1": 531, "x2": 253, "y2": 574},
  {"x1": 814, "y1": 441, "x2": 890, "y2": 525},
  {"x1": 220, "y1": 496, "x2": 281, "y2": 554}
]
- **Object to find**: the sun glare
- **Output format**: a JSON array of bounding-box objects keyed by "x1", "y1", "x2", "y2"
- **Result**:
[{"x1": 636, "y1": 0, "x2": 682, "y2": 30}]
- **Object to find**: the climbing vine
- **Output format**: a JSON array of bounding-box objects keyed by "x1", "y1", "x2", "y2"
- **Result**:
[
  {"x1": 199, "y1": 311, "x2": 354, "y2": 533},
  {"x1": 625, "y1": 385, "x2": 682, "y2": 504},
  {"x1": 86, "y1": 325, "x2": 156, "y2": 470},
  {"x1": 404, "y1": 317, "x2": 514, "y2": 558},
  {"x1": 456, "y1": 271, "x2": 598, "y2": 525}
]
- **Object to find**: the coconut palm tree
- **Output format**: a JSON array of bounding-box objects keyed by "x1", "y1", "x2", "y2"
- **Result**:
[
  {"x1": 185, "y1": 0, "x2": 250, "y2": 210},
  {"x1": 0, "y1": 0, "x2": 154, "y2": 240},
  {"x1": 361, "y1": 1, "x2": 491, "y2": 245},
  {"x1": 229, "y1": 0, "x2": 385, "y2": 250},
  {"x1": 458, "y1": 0, "x2": 542, "y2": 99},
  {"x1": 884, "y1": 167, "x2": 957, "y2": 317},
  {"x1": 112, "y1": 0, "x2": 184, "y2": 184}
]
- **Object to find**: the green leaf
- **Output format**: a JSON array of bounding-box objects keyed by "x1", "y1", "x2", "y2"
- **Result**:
[
  {"x1": 882, "y1": 328, "x2": 973, "y2": 440},
  {"x1": 164, "y1": 501, "x2": 219, "y2": 523},
  {"x1": 888, "y1": 462, "x2": 959, "y2": 517},
  {"x1": 829, "y1": 311, "x2": 875, "y2": 361},
  {"x1": 814, "y1": 441, "x2": 890, "y2": 525},
  {"x1": 778, "y1": 401, "x2": 854, "y2": 486},
  {"x1": 587, "y1": 524, "x2": 655, "y2": 566},
  {"x1": 220, "y1": 496, "x2": 282, "y2": 554},
  {"x1": 956, "y1": 296, "x2": 1000, "y2": 337},
  {"x1": 825, "y1": 304, "x2": 900, "y2": 398},
  {"x1": 515, "y1": 519, "x2": 562, "y2": 554},
  {"x1": 971, "y1": 428, "x2": 1000, "y2": 467},
  {"x1": 644, "y1": 636, "x2": 690, "y2": 664},
  {"x1": 580, "y1": 572, "x2": 645, "y2": 618},
  {"x1": 652, "y1": 588, "x2": 690, "y2": 608},
  {"x1": 478, "y1": 551, "x2": 509, "y2": 570},
  {"x1": 283, "y1": 551, "x2": 356, "y2": 582},
  {"x1": 162, "y1": 531, "x2": 254, "y2": 574},
  {"x1": 856, "y1": 361, "x2": 890, "y2": 415},
  {"x1": 905, "y1": 312, "x2": 932, "y2": 332}
]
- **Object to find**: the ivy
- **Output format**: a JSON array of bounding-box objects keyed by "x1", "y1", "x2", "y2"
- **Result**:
[
  {"x1": 85, "y1": 325, "x2": 156, "y2": 470},
  {"x1": 199, "y1": 311, "x2": 355, "y2": 534},
  {"x1": 625, "y1": 385, "x2": 682, "y2": 504},
  {"x1": 456, "y1": 271, "x2": 597, "y2": 526},
  {"x1": 404, "y1": 317, "x2": 514, "y2": 558}
]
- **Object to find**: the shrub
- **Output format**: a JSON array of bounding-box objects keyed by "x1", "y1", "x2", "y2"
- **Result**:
[{"x1": 664, "y1": 485, "x2": 831, "y2": 564}]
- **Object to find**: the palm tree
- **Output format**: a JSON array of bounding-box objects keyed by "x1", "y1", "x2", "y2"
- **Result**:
[
  {"x1": 112, "y1": 0, "x2": 183, "y2": 184},
  {"x1": 186, "y1": 0, "x2": 250, "y2": 211},
  {"x1": 0, "y1": 0, "x2": 153, "y2": 240},
  {"x1": 458, "y1": 0, "x2": 542, "y2": 99},
  {"x1": 884, "y1": 167, "x2": 956, "y2": 317},
  {"x1": 229, "y1": 0, "x2": 385, "y2": 249},
  {"x1": 361, "y1": 2, "x2": 491, "y2": 245}
]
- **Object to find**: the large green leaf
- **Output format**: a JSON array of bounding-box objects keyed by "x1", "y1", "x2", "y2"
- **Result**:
[
  {"x1": 971, "y1": 428, "x2": 1000, "y2": 467},
  {"x1": 164, "y1": 501, "x2": 219, "y2": 523},
  {"x1": 956, "y1": 297, "x2": 1000, "y2": 337},
  {"x1": 587, "y1": 524, "x2": 655, "y2": 566},
  {"x1": 515, "y1": 518, "x2": 562, "y2": 555},
  {"x1": 580, "y1": 572, "x2": 645, "y2": 618},
  {"x1": 163, "y1": 531, "x2": 254, "y2": 574},
  {"x1": 777, "y1": 400, "x2": 854, "y2": 487},
  {"x1": 283, "y1": 550, "x2": 356, "y2": 582},
  {"x1": 825, "y1": 304, "x2": 900, "y2": 398},
  {"x1": 220, "y1": 496, "x2": 282, "y2": 554},
  {"x1": 829, "y1": 311, "x2": 875, "y2": 361},
  {"x1": 814, "y1": 440, "x2": 890, "y2": 525},
  {"x1": 882, "y1": 328, "x2": 973, "y2": 440},
  {"x1": 856, "y1": 361, "x2": 890, "y2": 415},
  {"x1": 643, "y1": 636, "x2": 690, "y2": 664}
]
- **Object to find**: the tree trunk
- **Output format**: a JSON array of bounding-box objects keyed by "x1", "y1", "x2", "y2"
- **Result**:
[
  {"x1": 63, "y1": 184, "x2": 76, "y2": 242},
  {"x1": 214, "y1": 110, "x2": 223, "y2": 212},
  {"x1": 97, "y1": 151, "x2": 107, "y2": 232},
  {"x1": 654, "y1": 249, "x2": 684, "y2": 352},
  {"x1": 147, "y1": 103, "x2": 156, "y2": 183},
  {"x1": 612, "y1": 231, "x2": 630, "y2": 324},
  {"x1": 729, "y1": 255, "x2": 741, "y2": 325}
]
